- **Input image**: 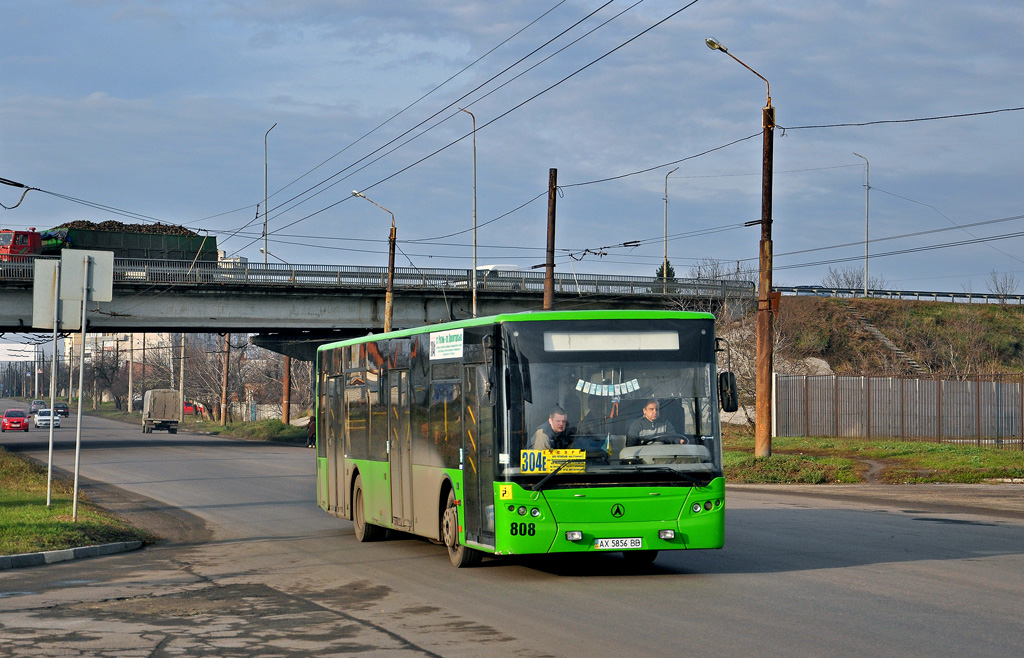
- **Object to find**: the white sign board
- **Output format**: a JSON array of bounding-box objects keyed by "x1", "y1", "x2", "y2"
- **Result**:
[
  {"x1": 60, "y1": 249, "x2": 114, "y2": 302},
  {"x1": 430, "y1": 328, "x2": 464, "y2": 360},
  {"x1": 32, "y1": 259, "x2": 82, "y2": 330}
]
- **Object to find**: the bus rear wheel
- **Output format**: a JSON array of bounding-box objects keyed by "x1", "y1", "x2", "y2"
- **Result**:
[
  {"x1": 442, "y1": 489, "x2": 480, "y2": 568},
  {"x1": 353, "y1": 475, "x2": 384, "y2": 542}
]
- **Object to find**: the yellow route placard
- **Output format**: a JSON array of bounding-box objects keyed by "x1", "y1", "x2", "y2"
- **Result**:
[{"x1": 520, "y1": 449, "x2": 585, "y2": 474}]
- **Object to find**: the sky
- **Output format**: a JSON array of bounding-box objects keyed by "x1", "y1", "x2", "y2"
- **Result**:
[{"x1": 3, "y1": 0, "x2": 1024, "y2": 310}]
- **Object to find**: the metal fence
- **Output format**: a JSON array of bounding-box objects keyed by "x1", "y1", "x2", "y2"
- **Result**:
[{"x1": 775, "y1": 373, "x2": 1024, "y2": 448}]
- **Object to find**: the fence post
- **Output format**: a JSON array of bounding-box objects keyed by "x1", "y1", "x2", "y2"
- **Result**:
[
  {"x1": 834, "y1": 375, "x2": 840, "y2": 438},
  {"x1": 936, "y1": 376, "x2": 942, "y2": 443},
  {"x1": 804, "y1": 375, "x2": 810, "y2": 438},
  {"x1": 900, "y1": 377, "x2": 906, "y2": 438},
  {"x1": 976, "y1": 374, "x2": 982, "y2": 447},
  {"x1": 865, "y1": 375, "x2": 871, "y2": 440}
]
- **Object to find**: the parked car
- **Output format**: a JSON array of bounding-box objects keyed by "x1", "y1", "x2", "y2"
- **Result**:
[
  {"x1": 53, "y1": 402, "x2": 70, "y2": 417},
  {"x1": 183, "y1": 400, "x2": 196, "y2": 415},
  {"x1": 1, "y1": 409, "x2": 30, "y2": 432},
  {"x1": 33, "y1": 409, "x2": 60, "y2": 429},
  {"x1": 30, "y1": 399, "x2": 46, "y2": 414}
]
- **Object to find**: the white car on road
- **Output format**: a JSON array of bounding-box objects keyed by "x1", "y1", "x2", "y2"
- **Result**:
[{"x1": 33, "y1": 409, "x2": 61, "y2": 429}]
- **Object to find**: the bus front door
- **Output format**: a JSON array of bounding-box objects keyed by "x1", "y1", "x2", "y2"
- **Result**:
[
  {"x1": 326, "y1": 376, "x2": 345, "y2": 516},
  {"x1": 388, "y1": 371, "x2": 413, "y2": 529},
  {"x1": 463, "y1": 365, "x2": 496, "y2": 548}
]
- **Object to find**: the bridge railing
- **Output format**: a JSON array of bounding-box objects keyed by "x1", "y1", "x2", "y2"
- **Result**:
[
  {"x1": 778, "y1": 286, "x2": 1024, "y2": 305},
  {"x1": 1, "y1": 256, "x2": 755, "y2": 300}
]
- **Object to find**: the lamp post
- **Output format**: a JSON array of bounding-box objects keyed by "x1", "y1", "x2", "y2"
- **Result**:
[
  {"x1": 663, "y1": 166, "x2": 679, "y2": 294},
  {"x1": 459, "y1": 108, "x2": 478, "y2": 317},
  {"x1": 263, "y1": 122, "x2": 277, "y2": 265},
  {"x1": 706, "y1": 36, "x2": 775, "y2": 457},
  {"x1": 853, "y1": 152, "x2": 870, "y2": 297},
  {"x1": 352, "y1": 191, "x2": 397, "y2": 332}
]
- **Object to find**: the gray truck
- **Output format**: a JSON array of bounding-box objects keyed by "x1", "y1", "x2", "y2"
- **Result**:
[{"x1": 142, "y1": 389, "x2": 181, "y2": 434}]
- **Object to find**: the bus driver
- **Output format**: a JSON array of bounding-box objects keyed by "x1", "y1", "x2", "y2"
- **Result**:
[{"x1": 626, "y1": 399, "x2": 678, "y2": 446}]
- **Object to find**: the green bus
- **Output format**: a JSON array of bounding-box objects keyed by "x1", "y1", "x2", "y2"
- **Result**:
[{"x1": 314, "y1": 309, "x2": 738, "y2": 567}]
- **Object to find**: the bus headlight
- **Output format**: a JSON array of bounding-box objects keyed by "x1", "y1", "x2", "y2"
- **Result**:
[
  {"x1": 565, "y1": 531, "x2": 583, "y2": 541},
  {"x1": 658, "y1": 530, "x2": 675, "y2": 540},
  {"x1": 530, "y1": 508, "x2": 541, "y2": 517},
  {"x1": 517, "y1": 506, "x2": 527, "y2": 516},
  {"x1": 692, "y1": 503, "x2": 703, "y2": 513}
]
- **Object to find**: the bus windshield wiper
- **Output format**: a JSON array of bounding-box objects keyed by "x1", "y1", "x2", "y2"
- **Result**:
[
  {"x1": 634, "y1": 465, "x2": 711, "y2": 486},
  {"x1": 528, "y1": 461, "x2": 569, "y2": 492}
]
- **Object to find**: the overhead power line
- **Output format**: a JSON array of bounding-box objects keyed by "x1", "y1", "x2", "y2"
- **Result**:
[{"x1": 255, "y1": 0, "x2": 704, "y2": 251}]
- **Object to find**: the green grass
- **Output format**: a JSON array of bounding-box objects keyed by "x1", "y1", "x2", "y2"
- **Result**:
[
  {"x1": 0, "y1": 448, "x2": 153, "y2": 556},
  {"x1": 723, "y1": 429, "x2": 1024, "y2": 484}
]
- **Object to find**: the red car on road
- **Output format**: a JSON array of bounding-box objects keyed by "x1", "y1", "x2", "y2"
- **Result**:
[{"x1": 1, "y1": 409, "x2": 30, "y2": 432}]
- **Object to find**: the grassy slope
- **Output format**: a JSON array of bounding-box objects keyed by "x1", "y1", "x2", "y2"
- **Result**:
[
  {"x1": 0, "y1": 448, "x2": 153, "y2": 555},
  {"x1": 778, "y1": 296, "x2": 1024, "y2": 375}
]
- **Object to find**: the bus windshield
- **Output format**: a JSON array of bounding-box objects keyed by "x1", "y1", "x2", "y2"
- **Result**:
[{"x1": 501, "y1": 318, "x2": 723, "y2": 485}]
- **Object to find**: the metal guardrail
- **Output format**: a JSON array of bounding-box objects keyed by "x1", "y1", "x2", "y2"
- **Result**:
[
  {"x1": 778, "y1": 286, "x2": 1024, "y2": 305},
  {"x1": 0, "y1": 256, "x2": 756, "y2": 300}
]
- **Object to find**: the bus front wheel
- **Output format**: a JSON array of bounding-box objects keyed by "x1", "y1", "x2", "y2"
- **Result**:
[
  {"x1": 353, "y1": 474, "x2": 384, "y2": 542},
  {"x1": 442, "y1": 489, "x2": 481, "y2": 568}
]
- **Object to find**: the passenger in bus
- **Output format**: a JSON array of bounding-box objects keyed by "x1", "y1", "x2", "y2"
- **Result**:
[
  {"x1": 527, "y1": 406, "x2": 573, "y2": 450},
  {"x1": 625, "y1": 399, "x2": 678, "y2": 446}
]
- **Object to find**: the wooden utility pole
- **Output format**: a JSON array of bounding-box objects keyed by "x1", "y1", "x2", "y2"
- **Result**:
[
  {"x1": 220, "y1": 333, "x2": 230, "y2": 426},
  {"x1": 754, "y1": 101, "x2": 775, "y2": 457},
  {"x1": 179, "y1": 333, "x2": 186, "y2": 422},
  {"x1": 128, "y1": 334, "x2": 134, "y2": 413},
  {"x1": 543, "y1": 168, "x2": 557, "y2": 310}
]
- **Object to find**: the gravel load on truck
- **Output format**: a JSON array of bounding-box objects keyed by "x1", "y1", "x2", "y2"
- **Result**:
[{"x1": 51, "y1": 220, "x2": 200, "y2": 237}]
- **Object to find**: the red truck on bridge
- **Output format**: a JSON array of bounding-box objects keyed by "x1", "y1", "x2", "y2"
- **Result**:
[{"x1": 0, "y1": 228, "x2": 42, "y2": 261}]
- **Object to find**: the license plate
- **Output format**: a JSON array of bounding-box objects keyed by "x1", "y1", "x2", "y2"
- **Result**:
[{"x1": 594, "y1": 537, "x2": 642, "y2": 550}]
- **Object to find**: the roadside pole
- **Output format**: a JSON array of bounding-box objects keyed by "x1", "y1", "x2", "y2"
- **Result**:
[
  {"x1": 543, "y1": 168, "x2": 557, "y2": 311},
  {"x1": 72, "y1": 257, "x2": 89, "y2": 521},
  {"x1": 46, "y1": 261, "x2": 61, "y2": 506}
]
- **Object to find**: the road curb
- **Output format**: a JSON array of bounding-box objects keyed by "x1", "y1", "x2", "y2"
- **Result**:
[{"x1": 0, "y1": 541, "x2": 143, "y2": 571}]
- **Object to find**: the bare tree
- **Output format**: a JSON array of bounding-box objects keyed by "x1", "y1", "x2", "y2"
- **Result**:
[
  {"x1": 940, "y1": 305, "x2": 989, "y2": 377},
  {"x1": 688, "y1": 257, "x2": 747, "y2": 281},
  {"x1": 986, "y1": 270, "x2": 1018, "y2": 302},
  {"x1": 90, "y1": 342, "x2": 126, "y2": 409},
  {"x1": 821, "y1": 266, "x2": 889, "y2": 292}
]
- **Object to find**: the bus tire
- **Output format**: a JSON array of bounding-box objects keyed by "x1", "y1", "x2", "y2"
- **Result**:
[
  {"x1": 442, "y1": 488, "x2": 481, "y2": 568},
  {"x1": 352, "y1": 474, "x2": 384, "y2": 542}
]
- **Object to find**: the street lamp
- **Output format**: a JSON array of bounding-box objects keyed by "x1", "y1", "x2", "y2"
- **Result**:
[
  {"x1": 707, "y1": 36, "x2": 776, "y2": 458},
  {"x1": 459, "y1": 108, "x2": 478, "y2": 317},
  {"x1": 663, "y1": 166, "x2": 679, "y2": 293},
  {"x1": 853, "y1": 152, "x2": 870, "y2": 297},
  {"x1": 352, "y1": 190, "x2": 397, "y2": 332},
  {"x1": 263, "y1": 122, "x2": 277, "y2": 266}
]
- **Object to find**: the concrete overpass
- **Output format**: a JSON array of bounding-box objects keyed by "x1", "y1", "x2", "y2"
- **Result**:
[{"x1": 0, "y1": 258, "x2": 754, "y2": 360}]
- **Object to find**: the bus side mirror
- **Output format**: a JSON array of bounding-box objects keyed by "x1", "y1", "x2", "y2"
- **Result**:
[
  {"x1": 477, "y1": 365, "x2": 496, "y2": 407},
  {"x1": 718, "y1": 372, "x2": 738, "y2": 413},
  {"x1": 479, "y1": 334, "x2": 496, "y2": 406}
]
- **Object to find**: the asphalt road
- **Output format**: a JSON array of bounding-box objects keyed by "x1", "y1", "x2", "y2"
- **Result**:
[{"x1": 1, "y1": 401, "x2": 1023, "y2": 657}]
